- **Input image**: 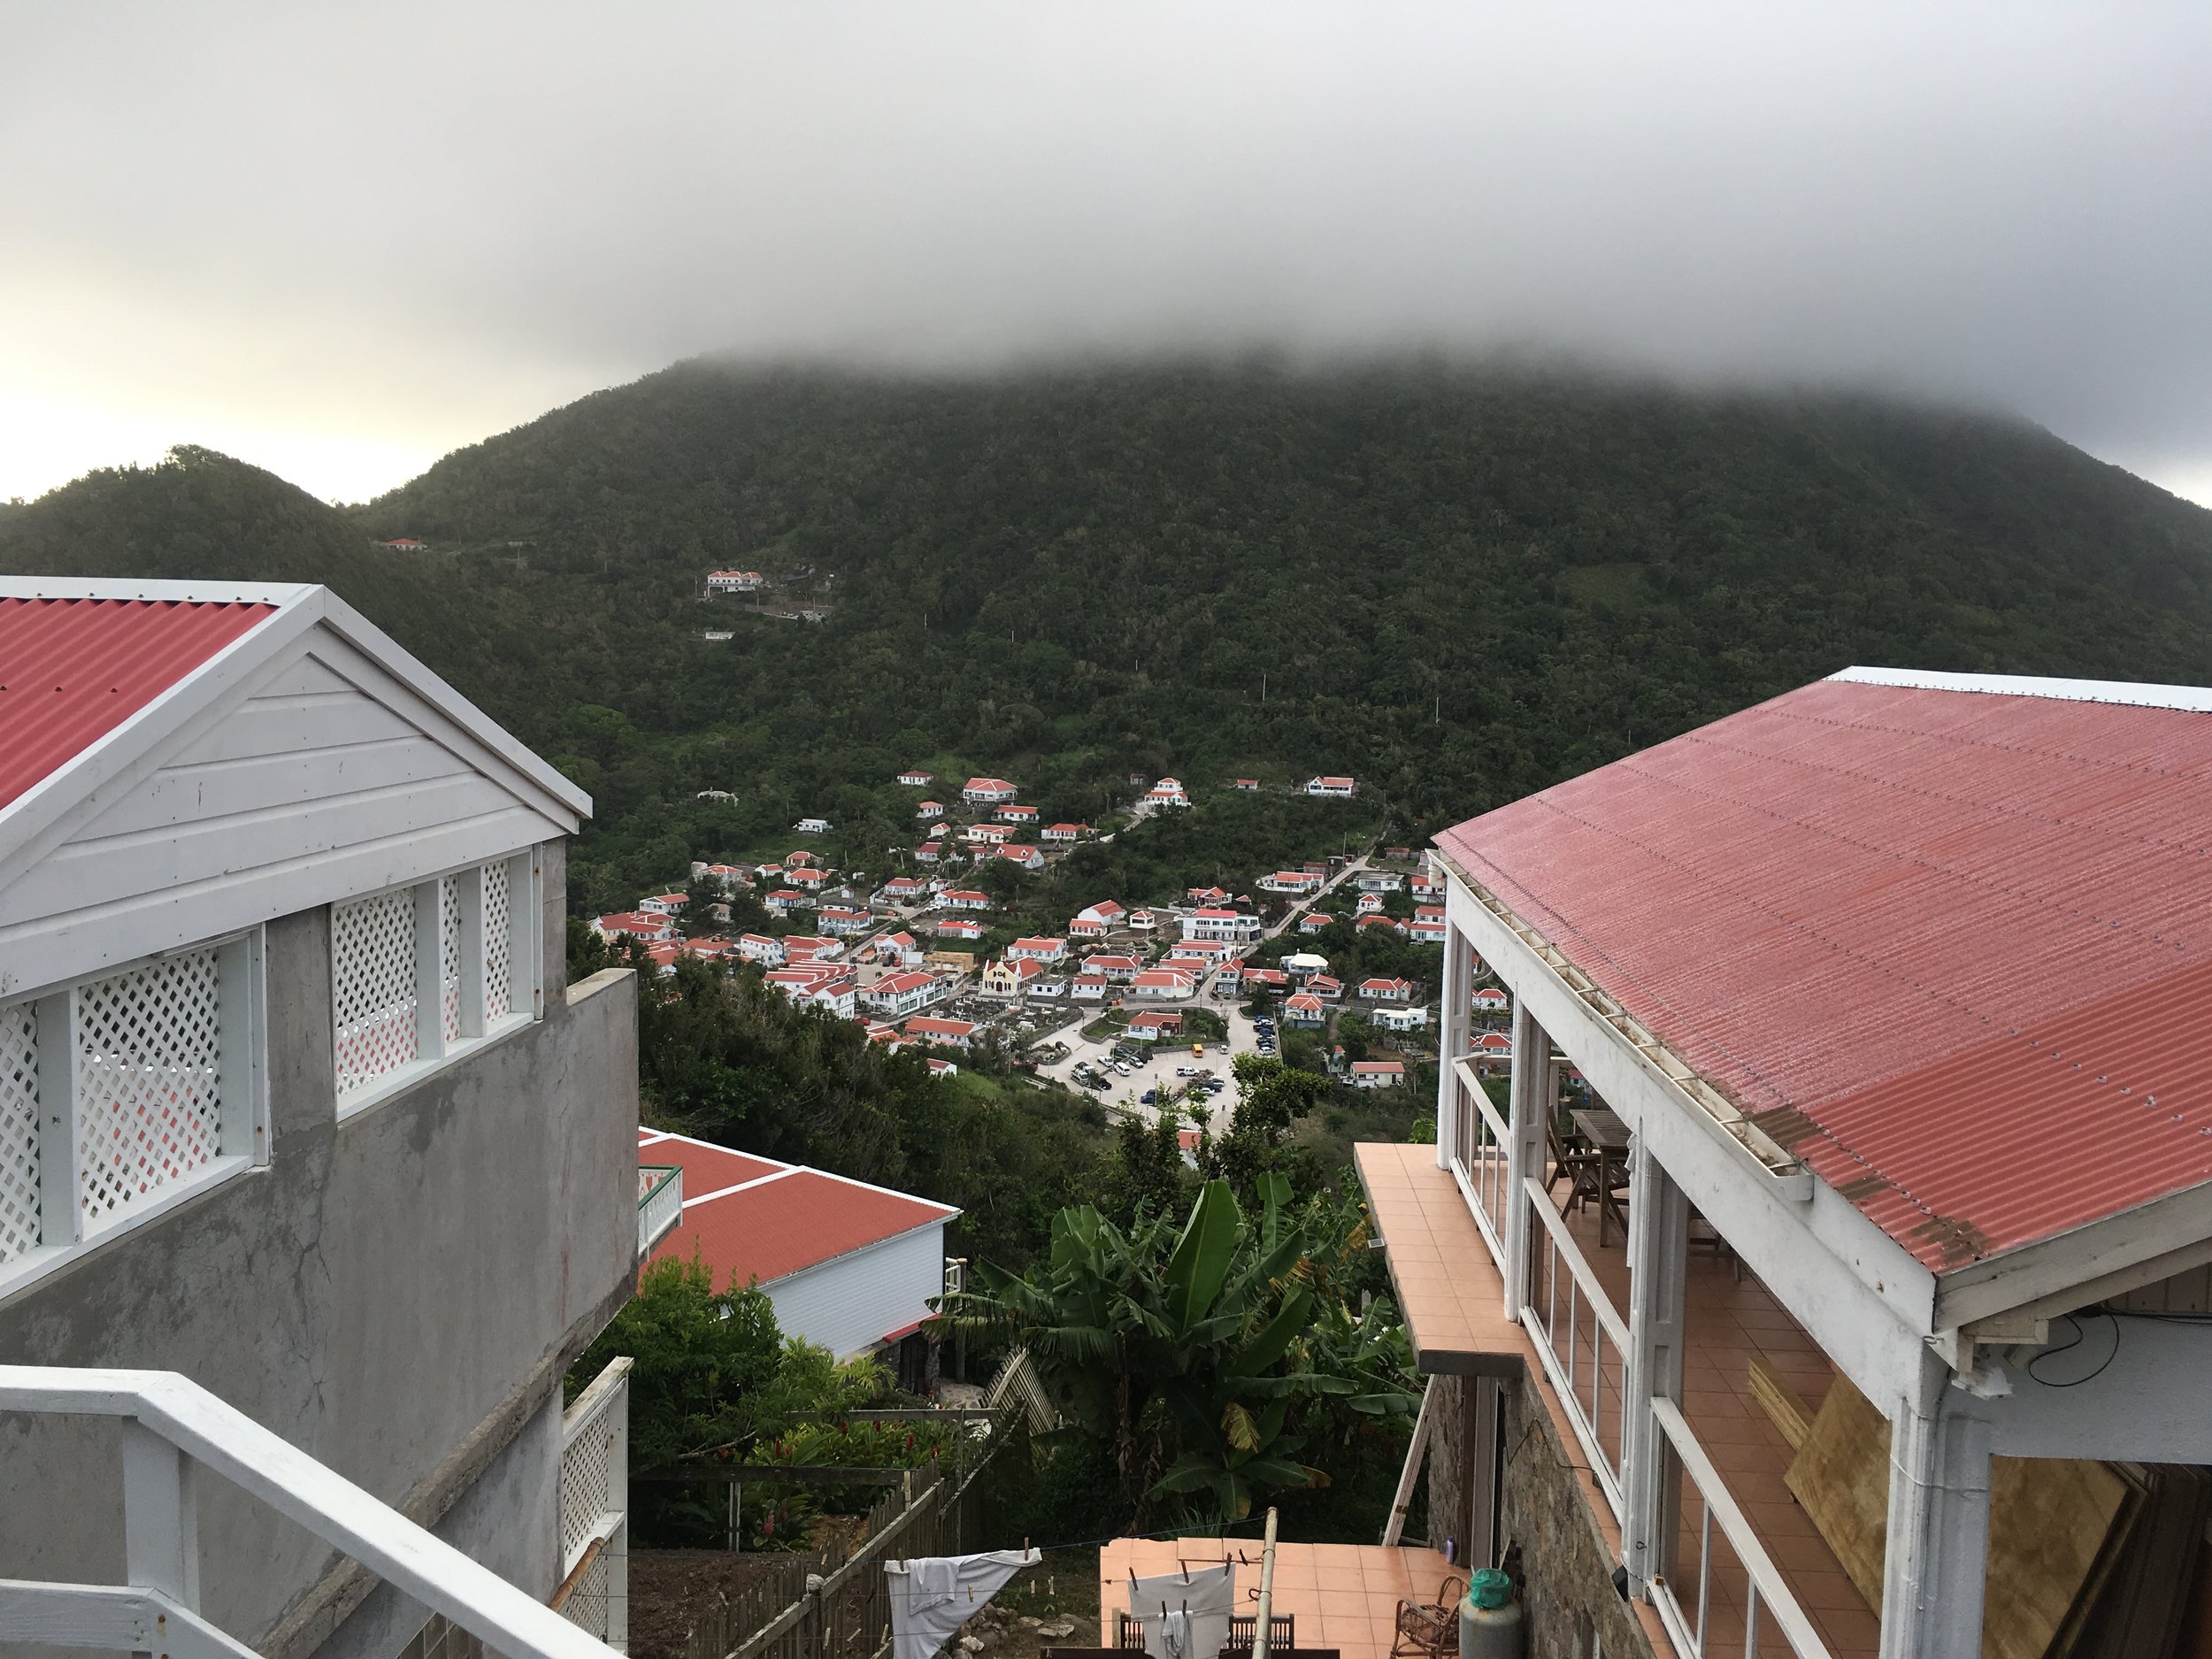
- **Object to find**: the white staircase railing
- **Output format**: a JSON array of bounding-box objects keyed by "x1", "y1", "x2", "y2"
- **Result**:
[{"x1": 0, "y1": 1365, "x2": 622, "y2": 1659}]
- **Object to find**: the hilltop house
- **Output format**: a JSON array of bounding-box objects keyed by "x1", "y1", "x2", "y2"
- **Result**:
[
  {"x1": 706, "y1": 569, "x2": 765, "y2": 591},
  {"x1": 1145, "y1": 777, "x2": 1191, "y2": 808},
  {"x1": 381, "y1": 535, "x2": 428, "y2": 550},
  {"x1": 996, "y1": 843, "x2": 1044, "y2": 870},
  {"x1": 916, "y1": 799, "x2": 945, "y2": 819},
  {"x1": 896, "y1": 769, "x2": 933, "y2": 787},
  {"x1": 962, "y1": 776, "x2": 1018, "y2": 804},
  {"x1": 1303, "y1": 775, "x2": 1357, "y2": 797},
  {"x1": 0, "y1": 579, "x2": 637, "y2": 1659},
  {"x1": 1181, "y1": 908, "x2": 1262, "y2": 944},
  {"x1": 794, "y1": 817, "x2": 832, "y2": 834},
  {"x1": 1260, "y1": 869, "x2": 1325, "y2": 895},
  {"x1": 1042, "y1": 821, "x2": 1090, "y2": 842},
  {"x1": 1233, "y1": 779, "x2": 1259, "y2": 791},
  {"x1": 995, "y1": 803, "x2": 1039, "y2": 825}
]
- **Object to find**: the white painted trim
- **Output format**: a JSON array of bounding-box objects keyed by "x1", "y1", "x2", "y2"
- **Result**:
[
  {"x1": 0, "y1": 1579, "x2": 259, "y2": 1659},
  {"x1": 0, "y1": 1365, "x2": 622, "y2": 1659},
  {"x1": 680, "y1": 1168, "x2": 804, "y2": 1209},
  {"x1": 1441, "y1": 862, "x2": 1937, "y2": 1409},
  {"x1": 1829, "y1": 664, "x2": 2212, "y2": 711},
  {"x1": 0, "y1": 577, "x2": 317, "y2": 605},
  {"x1": 1933, "y1": 1178, "x2": 2212, "y2": 1331}
]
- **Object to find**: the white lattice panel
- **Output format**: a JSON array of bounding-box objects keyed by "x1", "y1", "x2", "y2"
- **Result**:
[
  {"x1": 74, "y1": 952, "x2": 221, "y2": 1232},
  {"x1": 0, "y1": 1005, "x2": 40, "y2": 1263},
  {"x1": 559, "y1": 1550, "x2": 612, "y2": 1642},
  {"x1": 484, "y1": 859, "x2": 513, "y2": 1021},
  {"x1": 334, "y1": 889, "x2": 419, "y2": 1094},
  {"x1": 440, "y1": 874, "x2": 464, "y2": 1044},
  {"x1": 560, "y1": 1407, "x2": 616, "y2": 1561}
]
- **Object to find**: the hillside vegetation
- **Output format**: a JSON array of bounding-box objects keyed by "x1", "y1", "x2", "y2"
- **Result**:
[{"x1": 8, "y1": 365, "x2": 2212, "y2": 917}]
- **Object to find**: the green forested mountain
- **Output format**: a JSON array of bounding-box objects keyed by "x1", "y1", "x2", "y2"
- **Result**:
[{"x1": 8, "y1": 365, "x2": 2212, "y2": 917}]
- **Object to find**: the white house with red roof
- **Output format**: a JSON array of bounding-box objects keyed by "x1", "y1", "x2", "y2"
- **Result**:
[
  {"x1": 1348, "y1": 1059, "x2": 1405, "y2": 1088},
  {"x1": 902, "y1": 1015, "x2": 976, "y2": 1048},
  {"x1": 1358, "y1": 977, "x2": 1416, "y2": 1002},
  {"x1": 1187, "y1": 886, "x2": 1231, "y2": 904},
  {"x1": 1144, "y1": 777, "x2": 1191, "y2": 808},
  {"x1": 1357, "y1": 914, "x2": 1407, "y2": 936},
  {"x1": 1260, "y1": 870, "x2": 1325, "y2": 894},
  {"x1": 996, "y1": 843, "x2": 1043, "y2": 870},
  {"x1": 637, "y1": 891, "x2": 687, "y2": 915},
  {"x1": 939, "y1": 888, "x2": 992, "y2": 910},
  {"x1": 913, "y1": 842, "x2": 946, "y2": 864},
  {"x1": 1245, "y1": 967, "x2": 1290, "y2": 991},
  {"x1": 964, "y1": 822, "x2": 1011, "y2": 845},
  {"x1": 962, "y1": 777, "x2": 1018, "y2": 803},
  {"x1": 916, "y1": 799, "x2": 945, "y2": 819},
  {"x1": 1068, "y1": 915, "x2": 1110, "y2": 940},
  {"x1": 1303, "y1": 775, "x2": 1356, "y2": 796},
  {"x1": 594, "y1": 910, "x2": 675, "y2": 942},
  {"x1": 1356, "y1": 892, "x2": 1386, "y2": 916},
  {"x1": 868, "y1": 930, "x2": 923, "y2": 966},
  {"x1": 817, "y1": 906, "x2": 875, "y2": 936},
  {"x1": 1471, "y1": 986, "x2": 1509, "y2": 1013},
  {"x1": 863, "y1": 969, "x2": 941, "y2": 1018},
  {"x1": 879, "y1": 875, "x2": 928, "y2": 904},
  {"x1": 933, "y1": 916, "x2": 985, "y2": 941},
  {"x1": 1409, "y1": 914, "x2": 1448, "y2": 944},
  {"x1": 638, "y1": 1128, "x2": 955, "y2": 1367},
  {"x1": 1169, "y1": 936, "x2": 1235, "y2": 964},
  {"x1": 381, "y1": 534, "x2": 428, "y2": 550},
  {"x1": 764, "y1": 888, "x2": 813, "y2": 915},
  {"x1": 1087, "y1": 954, "x2": 1141, "y2": 983},
  {"x1": 1373, "y1": 1004, "x2": 1428, "y2": 1032},
  {"x1": 1283, "y1": 993, "x2": 1326, "y2": 1025},
  {"x1": 736, "y1": 932, "x2": 787, "y2": 965},
  {"x1": 1125, "y1": 1010, "x2": 1184, "y2": 1041},
  {"x1": 896, "y1": 769, "x2": 933, "y2": 787},
  {"x1": 1043, "y1": 822, "x2": 1090, "y2": 842},
  {"x1": 786, "y1": 864, "x2": 830, "y2": 888},
  {"x1": 995, "y1": 803, "x2": 1039, "y2": 824},
  {"x1": 692, "y1": 859, "x2": 749, "y2": 886},
  {"x1": 1233, "y1": 779, "x2": 1259, "y2": 791},
  {"x1": 1131, "y1": 967, "x2": 1195, "y2": 1000},
  {"x1": 1005, "y1": 936, "x2": 1066, "y2": 963},
  {"x1": 1411, "y1": 872, "x2": 1444, "y2": 900},
  {"x1": 1071, "y1": 972, "x2": 1110, "y2": 1002},
  {"x1": 1182, "y1": 908, "x2": 1261, "y2": 944},
  {"x1": 706, "y1": 570, "x2": 765, "y2": 591},
  {"x1": 1298, "y1": 911, "x2": 1336, "y2": 935},
  {"x1": 780, "y1": 934, "x2": 842, "y2": 961},
  {"x1": 1306, "y1": 973, "x2": 1343, "y2": 1000}
]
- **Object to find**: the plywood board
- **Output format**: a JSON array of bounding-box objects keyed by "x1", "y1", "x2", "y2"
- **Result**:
[
  {"x1": 1782, "y1": 1371, "x2": 2131, "y2": 1658},
  {"x1": 1747, "y1": 1356, "x2": 1815, "y2": 1452}
]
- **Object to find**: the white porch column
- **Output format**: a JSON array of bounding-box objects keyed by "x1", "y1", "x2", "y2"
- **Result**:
[
  {"x1": 1879, "y1": 1353, "x2": 1994, "y2": 1659},
  {"x1": 1499, "y1": 1000, "x2": 1550, "y2": 1319},
  {"x1": 1621, "y1": 1134, "x2": 1689, "y2": 1594},
  {"x1": 1435, "y1": 921, "x2": 1476, "y2": 1170}
]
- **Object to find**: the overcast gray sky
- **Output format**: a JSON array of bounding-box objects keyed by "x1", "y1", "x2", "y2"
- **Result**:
[{"x1": 4, "y1": 2, "x2": 2209, "y2": 505}]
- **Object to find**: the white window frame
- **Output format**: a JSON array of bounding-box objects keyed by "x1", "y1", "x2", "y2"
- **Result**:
[
  {"x1": 334, "y1": 848, "x2": 542, "y2": 1120},
  {"x1": 0, "y1": 929, "x2": 270, "y2": 1302}
]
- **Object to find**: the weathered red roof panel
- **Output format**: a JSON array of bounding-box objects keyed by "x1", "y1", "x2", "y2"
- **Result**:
[
  {"x1": 0, "y1": 596, "x2": 275, "y2": 810},
  {"x1": 1434, "y1": 677, "x2": 2212, "y2": 1272}
]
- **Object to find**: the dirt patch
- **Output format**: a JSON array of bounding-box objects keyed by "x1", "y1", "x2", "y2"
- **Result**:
[{"x1": 627, "y1": 1551, "x2": 812, "y2": 1659}]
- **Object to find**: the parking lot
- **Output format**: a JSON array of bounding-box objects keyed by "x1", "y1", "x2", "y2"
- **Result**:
[{"x1": 1033, "y1": 999, "x2": 1279, "y2": 1133}]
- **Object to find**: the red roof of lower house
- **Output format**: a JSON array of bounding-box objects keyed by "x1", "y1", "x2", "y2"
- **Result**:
[
  {"x1": 639, "y1": 1128, "x2": 956, "y2": 1288},
  {"x1": 0, "y1": 595, "x2": 277, "y2": 810},
  {"x1": 1434, "y1": 669, "x2": 2212, "y2": 1272}
]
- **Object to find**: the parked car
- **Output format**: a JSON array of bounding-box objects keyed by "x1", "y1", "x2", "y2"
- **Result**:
[
  {"x1": 1207, "y1": 1079, "x2": 1226, "y2": 1094},
  {"x1": 1176, "y1": 1065, "x2": 1195, "y2": 1077},
  {"x1": 1141, "y1": 1089, "x2": 1156, "y2": 1104},
  {"x1": 1113, "y1": 1061, "x2": 1132, "y2": 1076}
]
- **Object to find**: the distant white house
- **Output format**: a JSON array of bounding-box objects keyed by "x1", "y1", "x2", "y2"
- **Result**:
[
  {"x1": 1182, "y1": 909, "x2": 1262, "y2": 944},
  {"x1": 707, "y1": 570, "x2": 766, "y2": 592},
  {"x1": 1356, "y1": 872, "x2": 1403, "y2": 893},
  {"x1": 897, "y1": 770, "x2": 934, "y2": 787},
  {"x1": 1043, "y1": 822, "x2": 1090, "y2": 842},
  {"x1": 962, "y1": 777, "x2": 1018, "y2": 804},
  {"x1": 1373, "y1": 1004, "x2": 1429, "y2": 1032},
  {"x1": 916, "y1": 800, "x2": 946, "y2": 820},
  {"x1": 1259, "y1": 870, "x2": 1325, "y2": 895},
  {"x1": 996, "y1": 803, "x2": 1040, "y2": 825},
  {"x1": 1304, "y1": 776, "x2": 1357, "y2": 797},
  {"x1": 865, "y1": 970, "x2": 944, "y2": 1018},
  {"x1": 739, "y1": 933, "x2": 787, "y2": 965},
  {"x1": 1349, "y1": 1059, "x2": 1405, "y2": 1088},
  {"x1": 795, "y1": 817, "x2": 833, "y2": 834},
  {"x1": 1146, "y1": 778, "x2": 1192, "y2": 809}
]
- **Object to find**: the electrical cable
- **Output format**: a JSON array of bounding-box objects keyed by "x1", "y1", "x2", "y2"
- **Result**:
[{"x1": 2024, "y1": 1310, "x2": 2121, "y2": 1388}]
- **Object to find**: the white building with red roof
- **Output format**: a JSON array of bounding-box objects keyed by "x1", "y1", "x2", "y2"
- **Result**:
[
  {"x1": 863, "y1": 969, "x2": 942, "y2": 1018},
  {"x1": 764, "y1": 888, "x2": 813, "y2": 915},
  {"x1": 1145, "y1": 777, "x2": 1191, "y2": 808},
  {"x1": 964, "y1": 823, "x2": 1011, "y2": 844},
  {"x1": 780, "y1": 934, "x2": 842, "y2": 961},
  {"x1": 1356, "y1": 892, "x2": 1386, "y2": 916},
  {"x1": 933, "y1": 916, "x2": 985, "y2": 941},
  {"x1": 962, "y1": 777, "x2": 1018, "y2": 803},
  {"x1": 1298, "y1": 911, "x2": 1336, "y2": 935},
  {"x1": 896, "y1": 769, "x2": 934, "y2": 787},
  {"x1": 868, "y1": 930, "x2": 923, "y2": 966},
  {"x1": 1303, "y1": 775, "x2": 1357, "y2": 796},
  {"x1": 1005, "y1": 936, "x2": 1066, "y2": 963},
  {"x1": 995, "y1": 803, "x2": 1040, "y2": 824},
  {"x1": 1283, "y1": 992, "x2": 1326, "y2": 1025},
  {"x1": 1130, "y1": 967, "x2": 1195, "y2": 1000},
  {"x1": 1126, "y1": 1010, "x2": 1185, "y2": 1041},
  {"x1": 738, "y1": 932, "x2": 787, "y2": 965},
  {"x1": 1349, "y1": 1059, "x2": 1405, "y2": 1088},
  {"x1": 1071, "y1": 972, "x2": 1110, "y2": 1002},
  {"x1": 1182, "y1": 908, "x2": 1261, "y2": 944},
  {"x1": 939, "y1": 888, "x2": 992, "y2": 910},
  {"x1": 913, "y1": 842, "x2": 946, "y2": 864},
  {"x1": 786, "y1": 864, "x2": 830, "y2": 888},
  {"x1": 996, "y1": 843, "x2": 1043, "y2": 870},
  {"x1": 1087, "y1": 954, "x2": 1141, "y2": 982},
  {"x1": 817, "y1": 906, "x2": 875, "y2": 936},
  {"x1": 903, "y1": 1015, "x2": 977, "y2": 1048},
  {"x1": 916, "y1": 799, "x2": 945, "y2": 819},
  {"x1": 1471, "y1": 986, "x2": 1509, "y2": 1012},
  {"x1": 706, "y1": 570, "x2": 765, "y2": 591},
  {"x1": 1043, "y1": 822, "x2": 1090, "y2": 842},
  {"x1": 1187, "y1": 886, "x2": 1231, "y2": 904},
  {"x1": 594, "y1": 910, "x2": 674, "y2": 942},
  {"x1": 638, "y1": 1129, "x2": 956, "y2": 1362},
  {"x1": 637, "y1": 891, "x2": 687, "y2": 915},
  {"x1": 1260, "y1": 870, "x2": 1325, "y2": 894},
  {"x1": 1358, "y1": 977, "x2": 1416, "y2": 1002},
  {"x1": 1233, "y1": 779, "x2": 1259, "y2": 791},
  {"x1": 879, "y1": 875, "x2": 928, "y2": 903}
]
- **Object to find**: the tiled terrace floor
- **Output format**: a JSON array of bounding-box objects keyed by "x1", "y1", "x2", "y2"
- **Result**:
[
  {"x1": 1098, "y1": 1538, "x2": 1457, "y2": 1659},
  {"x1": 1356, "y1": 1143, "x2": 1881, "y2": 1659}
]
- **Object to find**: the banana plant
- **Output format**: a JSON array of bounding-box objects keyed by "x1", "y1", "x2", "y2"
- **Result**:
[{"x1": 937, "y1": 1173, "x2": 1417, "y2": 1523}]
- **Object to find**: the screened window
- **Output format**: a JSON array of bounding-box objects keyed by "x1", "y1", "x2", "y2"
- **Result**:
[{"x1": 331, "y1": 850, "x2": 538, "y2": 1109}]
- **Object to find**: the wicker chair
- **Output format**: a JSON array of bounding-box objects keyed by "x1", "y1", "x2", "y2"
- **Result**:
[{"x1": 1389, "y1": 1576, "x2": 1465, "y2": 1659}]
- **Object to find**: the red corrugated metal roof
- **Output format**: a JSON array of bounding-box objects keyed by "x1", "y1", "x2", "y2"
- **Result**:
[
  {"x1": 639, "y1": 1129, "x2": 955, "y2": 1288},
  {"x1": 1435, "y1": 677, "x2": 2212, "y2": 1272},
  {"x1": 0, "y1": 596, "x2": 275, "y2": 810}
]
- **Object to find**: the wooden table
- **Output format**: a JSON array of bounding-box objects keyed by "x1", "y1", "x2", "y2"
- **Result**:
[{"x1": 1570, "y1": 1106, "x2": 1632, "y2": 1246}]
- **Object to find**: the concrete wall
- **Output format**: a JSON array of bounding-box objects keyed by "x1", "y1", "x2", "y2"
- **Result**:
[{"x1": 0, "y1": 839, "x2": 638, "y2": 1659}]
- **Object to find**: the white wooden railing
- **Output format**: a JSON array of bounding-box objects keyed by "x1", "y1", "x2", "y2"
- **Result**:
[
  {"x1": 0, "y1": 1365, "x2": 619, "y2": 1659},
  {"x1": 1647, "y1": 1398, "x2": 1837, "y2": 1659},
  {"x1": 1448, "y1": 1058, "x2": 1511, "y2": 1263},
  {"x1": 1520, "y1": 1175, "x2": 1631, "y2": 1520},
  {"x1": 637, "y1": 1165, "x2": 681, "y2": 1258}
]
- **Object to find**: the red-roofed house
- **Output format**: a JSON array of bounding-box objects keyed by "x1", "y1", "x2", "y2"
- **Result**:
[
  {"x1": 940, "y1": 889, "x2": 992, "y2": 911},
  {"x1": 1471, "y1": 987, "x2": 1509, "y2": 1012},
  {"x1": 962, "y1": 777, "x2": 1018, "y2": 804},
  {"x1": 995, "y1": 803, "x2": 1040, "y2": 824},
  {"x1": 1187, "y1": 887, "x2": 1231, "y2": 904},
  {"x1": 639, "y1": 1128, "x2": 956, "y2": 1367},
  {"x1": 1145, "y1": 778, "x2": 1191, "y2": 808},
  {"x1": 1260, "y1": 870, "x2": 1325, "y2": 895},
  {"x1": 1305, "y1": 974, "x2": 1343, "y2": 1000},
  {"x1": 1244, "y1": 967, "x2": 1290, "y2": 990},
  {"x1": 783, "y1": 849, "x2": 820, "y2": 868},
  {"x1": 1079, "y1": 900, "x2": 1127, "y2": 926},
  {"x1": 1303, "y1": 775, "x2": 1357, "y2": 797},
  {"x1": 1358, "y1": 977, "x2": 1416, "y2": 1003},
  {"x1": 1126, "y1": 1010, "x2": 1185, "y2": 1041},
  {"x1": 863, "y1": 969, "x2": 942, "y2": 1018},
  {"x1": 637, "y1": 892, "x2": 687, "y2": 916},
  {"x1": 897, "y1": 770, "x2": 934, "y2": 787},
  {"x1": 787, "y1": 865, "x2": 830, "y2": 889},
  {"x1": 996, "y1": 843, "x2": 1044, "y2": 870},
  {"x1": 1068, "y1": 915, "x2": 1110, "y2": 941},
  {"x1": 1233, "y1": 779, "x2": 1260, "y2": 792},
  {"x1": 1349, "y1": 1059, "x2": 1406, "y2": 1088},
  {"x1": 594, "y1": 910, "x2": 674, "y2": 942},
  {"x1": 869, "y1": 931, "x2": 923, "y2": 966},
  {"x1": 1298, "y1": 911, "x2": 1336, "y2": 936},
  {"x1": 1356, "y1": 893, "x2": 1386, "y2": 917},
  {"x1": 933, "y1": 916, "x2": 985, "y2": 941},
  {"x1": 964, "y1": 823, "x2": 1011, "y2": 845},
  {"x1": 1006, "y1": 936, "x2": 1066, "y2": 964},
  {"x1": 913, "y1": 842, "x2": 946, "y2": 864},
  {"x1": 764, "y1": 889, "x2": 813, "y2": 915},
  {"x1": 1087, "y1": 955, "x2": 1141, "y2": 983},
  {"x1": 706, "y1": 570, "x2": 765, "y2": 592},
  {"x1": 1283, "y1": 993, "x2": 1326, "y2": 1026},
  {"x1": 1408, "y1": 914, "x2": 1448, "y2": 944},
  {"x1": 1131, "y1": 967, "x2": 1195, "y2": 1000},
  {"x1": 1043, "y1": 822, "x2": 1090, "y2": 842},
  {"x1": 382, "y1": 535, "x2": 428, "y2": 550},
  {"x1": 1358, "y1": 914, "x2": 1409, "y2": 935},
  {"x1": 1071, "y1": 972, "x2": 1110, "y2": 1002},
  {"x1": 880, "y1": 875, "x2": 928, "y2": 904},
  {"x1": 738, "y1": 933, "x2": 787, "y2": 965},
  {"x1": 903, "y1": 1015, "x2": 977, "y2": 1048},
  {"x1": 780, "y1": 934, "x2": 842, "y2": 961},
  {"x1": 916, "y1": 799, "x2": 946, "y2": 820},
  {"x1": 1170, "y1": 936, "x2": 1235, "y2": 964},
  {"x1": 817, "y1": 906, "x2": 874, "y2": 936}
]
